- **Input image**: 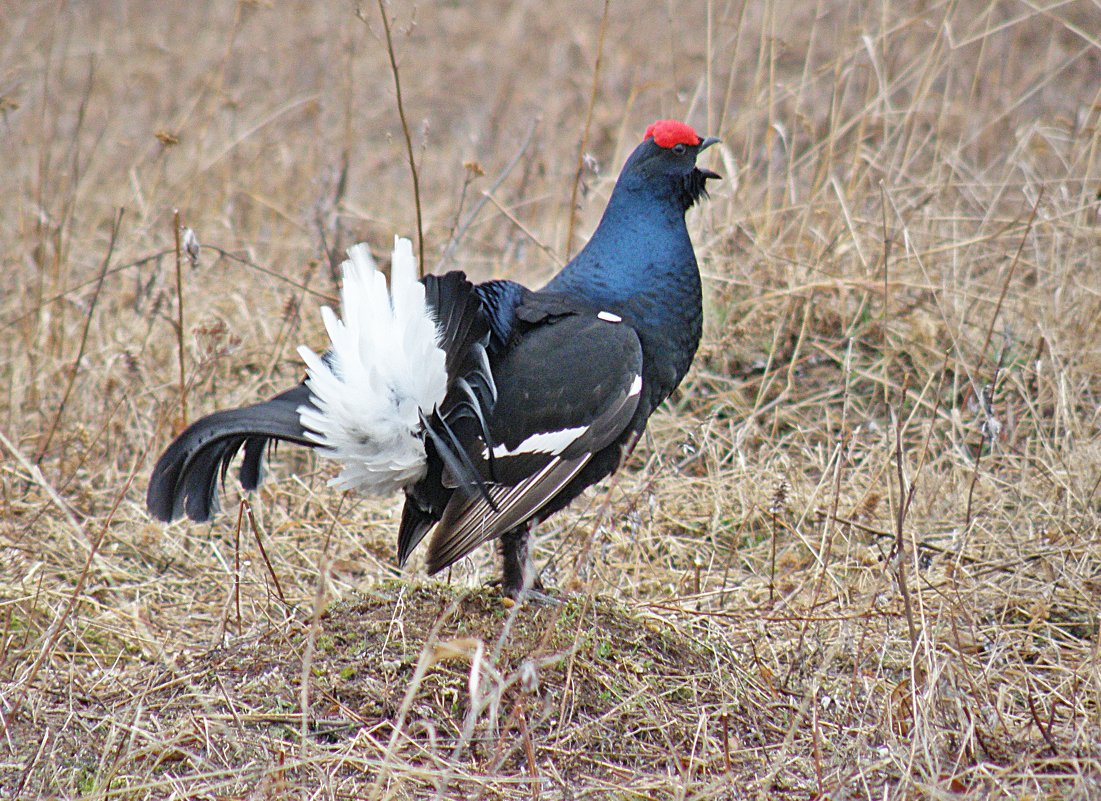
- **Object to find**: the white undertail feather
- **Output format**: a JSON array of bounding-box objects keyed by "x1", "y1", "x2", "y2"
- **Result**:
[{"x1": 297, "y1": 237, "x2": 448, "y2": 494}]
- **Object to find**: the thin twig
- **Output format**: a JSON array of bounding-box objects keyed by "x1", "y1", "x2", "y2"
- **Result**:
[
  {"x1": 515, "y1": 701, "x2": 540, "y2": 801},
  {"x1": 811, "y1": 686, "x2": 824, "y2": 797},
  {"x1": 768, "y1": 506, "x2": 778, "y2": 603},
  {"x1": 362, "y1": 0, "x2": 424, "y2": 272},
  {"x1": 974, "y1": 190, "x2": 1043, "y2": 379},
  {"x1": 965, "y1": 355, "x2": 1005, "y2": 526},
  {"x1": 1025, "y1": 679, "x2": 1060, "y2": 756},
  {"x1": 893, "y1": 383, "x2": 919, "y2": 656},
  {"x1": 172, "y1": 209, "x2": 188, "y2": 427},
  {"x1": 1, "y1": 248, "x2": 175, "y2": 331},
  {"x1": 720, "y1": 712, "x2": 732, "y2": 774},
  {"x1": 233, "y1": 499, "x2": 246, "y2": 635},
  {"x1": 243, "y1": 499, "x2": 287, "y2": 606},
  {"x1": 482, "y1": 190, "x2": 564, "y2": 267},
  {"x1": 440, "y1": 119, "x2": 538, "y2": 269},
  {"x1": 204, "y1": 244, "x2": 333, "y2": 302},
  {"x1": 37, "y1": 208, "x2": 123, "y2": 462},
  {"x1": 964, "y1": 193, "x2": 1040, "y2": 525},
  {"x1": 808, "y1": 338, "x2": 853, "y2": 611},
  {"x1": 0, "y1": 428, "x2": 84, "y2": 542},
  {"x1": 881, "y1": 184, "x2": 918, "y2": 655},
  {"x1": 564, "y1": 0, "x2": 611, "y2": 260},
  {"x1": 878, "y1": 182, "x2": 892, "y2": 406}
]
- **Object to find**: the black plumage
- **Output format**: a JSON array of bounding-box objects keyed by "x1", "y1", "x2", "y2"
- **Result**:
[{"x1": 147, "y1": 119, "x2": 720, "y2": 598}]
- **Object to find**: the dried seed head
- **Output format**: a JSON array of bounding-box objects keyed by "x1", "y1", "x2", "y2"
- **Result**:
[
  {"x1": 182, "y1": 227, "x2": 200, "y2": 266},
  {"x1": 282, "y1": 295, "x2": 300, "y2": 323},
  {"x1": 769, "y1": 478, "x2": 790, "y2": 515},
  {"x1": 978, "y1": 383, "x2": 1002, "y2": 440}
]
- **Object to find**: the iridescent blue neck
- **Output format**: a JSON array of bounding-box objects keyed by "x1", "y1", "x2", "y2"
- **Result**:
[{"x1": 545, "y1": 176, "x2": 695, "y2": 306}]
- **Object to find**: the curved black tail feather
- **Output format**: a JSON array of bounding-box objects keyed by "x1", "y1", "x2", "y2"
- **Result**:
[{"x1": 146, "y1": 384, "x2": 317, "y2": 523}]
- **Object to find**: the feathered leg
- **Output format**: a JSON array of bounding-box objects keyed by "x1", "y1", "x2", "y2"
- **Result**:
[{"x1": 499, "y1": 523, "x2": 536, "y2": 599}]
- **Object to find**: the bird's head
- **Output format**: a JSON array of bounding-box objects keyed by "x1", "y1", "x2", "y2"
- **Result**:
[{"x1": 620, "y1": 119, "x2": 721, "y2": 209}]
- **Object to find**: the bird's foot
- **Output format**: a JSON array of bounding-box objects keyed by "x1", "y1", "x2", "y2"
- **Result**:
[
  {"x1": 489, "y1": 574, "x2": 561, "y2": 606},
  {"x1": 501, "y1": 586, "x2": 562, "y2": 608}
]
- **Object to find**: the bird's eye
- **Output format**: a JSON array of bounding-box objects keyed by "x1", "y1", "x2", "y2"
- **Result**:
[{"x1": 672, "y1": 143, "x2": 687, "y2": 155}]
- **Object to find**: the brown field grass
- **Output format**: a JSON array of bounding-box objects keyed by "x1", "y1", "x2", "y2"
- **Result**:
[{"x1": 2, "y1": 0, "x2": 1100, "y2": 798}]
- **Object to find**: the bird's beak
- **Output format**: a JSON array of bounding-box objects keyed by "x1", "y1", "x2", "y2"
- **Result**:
[{"x1": 697, "y1": 136, "x2": 722, "y2": 180}]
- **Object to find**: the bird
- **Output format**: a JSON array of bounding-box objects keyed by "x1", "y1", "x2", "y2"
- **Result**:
[{"x1": 147, "y1": 119, "x2": 720, "y2": 599}]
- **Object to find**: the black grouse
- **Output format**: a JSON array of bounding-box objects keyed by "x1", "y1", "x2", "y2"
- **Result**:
[{"x1": 147, "y1": 119, "x2": 720, "y2": 598}]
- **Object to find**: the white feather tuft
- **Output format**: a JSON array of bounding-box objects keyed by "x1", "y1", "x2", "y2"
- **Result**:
[{"x1": 297, "y1": 238, "x2": 448, "y2": 495}]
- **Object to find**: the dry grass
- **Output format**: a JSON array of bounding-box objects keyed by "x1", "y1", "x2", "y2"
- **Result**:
[{"x1": 2, "y1": 0, "x2": 1100, "y2": 798}]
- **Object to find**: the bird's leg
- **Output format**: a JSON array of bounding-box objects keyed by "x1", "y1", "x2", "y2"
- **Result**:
[
  {"x1": 498, "y1": 525, "x2": 560, "y2": 605},
  {"x1": 497, "y1": 524, "x2": 556, "y2": 601},
  {"x1": 499, "y1": 524, "x2": 534, "y2": 599}
]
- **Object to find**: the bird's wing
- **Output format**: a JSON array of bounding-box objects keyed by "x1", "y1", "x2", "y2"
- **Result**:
[{"x1": 424, "y1": 301, "x2": 644, "y2": 574}]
